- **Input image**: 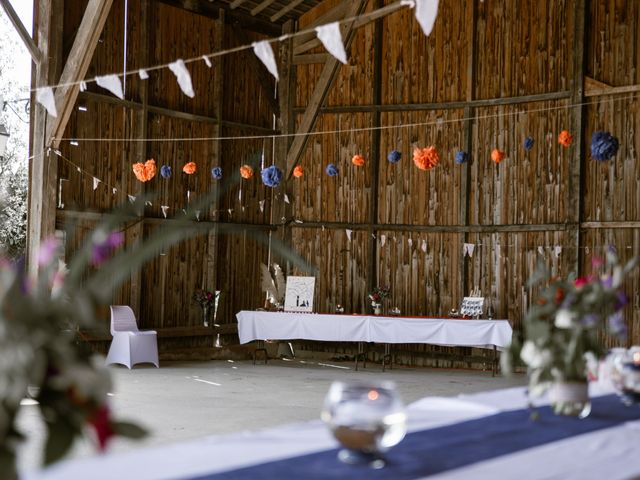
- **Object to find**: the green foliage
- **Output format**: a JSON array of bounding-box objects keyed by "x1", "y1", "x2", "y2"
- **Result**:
[{"x1": 503, "y1": 250, "x2": 638, "y2": 397}]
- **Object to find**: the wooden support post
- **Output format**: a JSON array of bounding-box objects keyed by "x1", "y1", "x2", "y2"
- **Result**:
[
  {"x1": 205, "y1": 8, "x2": 225, "y2": 329},
  {"x1": 129, "y1": 0, "x2": 150, "y2": 319},
  {"x1": 568, "y1": 0, "x2": 587, "y2": 276},
  {"x1": 461, "y1": 1, "x2": 477, "y2": 296},
  {"x1": 285, "y1": 0, "x2": 367, "y2": 177},
  {"x1": 367, "y1": 0, "x2": 383, "y2": 298}
]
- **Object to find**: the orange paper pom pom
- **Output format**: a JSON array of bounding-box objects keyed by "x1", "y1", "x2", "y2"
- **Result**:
[
  {"x1": 293, "y1": 165, "x2": 304, "y2": 178},
  {"x1": 182, "y1": 162, "x2": 196, "y2": 174},
  {"x1": 240, "y1": 165, "x2": 254, "y2": 179},
  {"x1": 351, "y1": 154, "x2": 365, "y2": 167},
  {"x1": 132, "y1": 159, "x2": 157, "y2": 182},
  {"x1": 558, "y1": 130, "x2": 573, "y2": 147},
  {"x1": 491, "y1": 149, "x2": 505, "y2": 164},
  {"x1": 412, "y1": 146, "x2": 439, "y2": 171}
]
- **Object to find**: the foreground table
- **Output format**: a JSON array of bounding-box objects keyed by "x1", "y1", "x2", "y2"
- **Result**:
[
  {"x1": 29, "y1": 385, "x2": 640, "y2": 480},
  {"x1": 236, "y1": 311, "x2": 512, "y2": 371}
]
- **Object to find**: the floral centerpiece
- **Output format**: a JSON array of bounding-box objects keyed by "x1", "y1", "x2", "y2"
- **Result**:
[
  {"x1": 503, "y1": 247, "x2": 638, "y2": 416},
  {"x1": 369, "y1": 286, "x2": 391, "y2": 315},
  {"x1": 192, "y1": 289, "x2": 217, "y2": 327}
]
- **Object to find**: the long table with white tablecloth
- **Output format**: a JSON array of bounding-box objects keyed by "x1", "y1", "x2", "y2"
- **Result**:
[
  {"x1": 28, "y1": 384, "x2": 640, "y2": 480},
  {"x1": 236, "y1": 311, "x2": 513, "y2": 349}
]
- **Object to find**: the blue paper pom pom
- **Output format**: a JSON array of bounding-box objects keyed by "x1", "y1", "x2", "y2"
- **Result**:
[
  {"x1": 454, "y1": 150, "x2": 468, "y2": 164},
  {"x1": 160, "y1": 165, "x2": 172, "y2": 179},
  {"x1": 211, "y1": 166, "x2": 222, "y2": 180},
  {"x1": 326, "y1": 163, "x2": 339, "y2": 177},
  {"x1": 261, "y1": 165, "x2": 283, "y2": 187},
  {"x1": 524, "y1": 136, "x2": 535, "y2": 151},
  {"x1": 387, "y1": 150, "x2": 402, "y2": 164},
  {"x1": 590, "y1": 131, "x2": 619, "y2": 161}
]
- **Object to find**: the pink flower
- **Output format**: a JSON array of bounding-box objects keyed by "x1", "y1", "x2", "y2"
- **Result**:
[
  {"x1": 91, "y1": 231, "x2": 125, "y2": 266},
  {"x1": 591, "y1": 256, "x2": 604, "y2": 268},
  {"x1": 574, "y1": 277, "x2": 590, "y2": 288},
  {"x1": 38, "y1": 237, "x2": 60, "y2": 267}
]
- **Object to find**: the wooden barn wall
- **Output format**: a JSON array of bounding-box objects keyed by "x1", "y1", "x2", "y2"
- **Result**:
[
  {"x1": 48, "y1": 0, "x2": 640, "y2": 357},
  {"x1": 289, "y1": 0, "x2": 640, "y2": 360}
]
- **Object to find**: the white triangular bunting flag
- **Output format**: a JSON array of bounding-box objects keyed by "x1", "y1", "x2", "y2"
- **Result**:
[
  {"x1": 346, "y1": 229, "x2": 352, "y2": 241},
  {"x1": 95, "y1": 74, "x2": 124, "y2": 99},
  {"x1": 187, "y1": 190, "x2": 191, "y2": 202},
  {"x1": 252, "y1": 41, "x2": 279, "y2": 80},
  {"x1": 112, "y1": 187, "x2": 117, "y2": 195},
  {"x1": 321, "y1": 225, "x2": 325, "y2": 231},
  {"x1": 80, "y1": 81, "x2": 87, "y2": 92},
  {"x1": 36, "y1": 87, "x2": 57, "y2": 117},
  {"x1": 284, "y1": 194, "x2": 290, "y2": 204},
  {"x1": 537, "y1": 246, "x2": 545, "y2": 256},
  {"x1": 421, "y1": 240, "x2": 427, "y2": 252},
  {"x1": 259, "y1": 200, "x2": 265, "y2": 212},
  {"x1": 554, "y1": 246, "x2": 562, "y2": 258},
  {"x1": 161, "y1": 205, "x2": 169, "y2": 218},
  {"x1": 145, "y1": 200, "x2": 152, "y2": 206},
  {"x1": 168, "y1": 59, "x2": 195, "y2": 98},
  {"x1": 92, "y1": 177, "x2": 100, "y2": 190},
  {"x1": 195, "y1": 210, "x2": 201, "y2": 221},
  {"x1": 76, "y1": 167, "x2": 81, "y2": 172},
  {"x1": 315, "y1": 22, "x2": 347, "y2": 64},
  {"x1": 463, "y1": 243, "x2": 475, "y2": 257},
  {"x1": 228, "y1": 209, "x2": 232, "y2": 216},
  {"x1": 407, "y1": 238, "x2": 413, "y2": 247},
  {"x1": 415, "y1": 0, "x2": 439, "y2": 36},
  {"x1": 128, "y1": 195, "x2": 136, "y2": 203},
  {"x1": 380, "y1": 234, "x2": 386, "y2": 247},
  {"x1": 202, "y1": 55, "x2": 212, "y2": 68},
  {"x1": 139, "y1": 69, "x2": 149, "y2": 80}
]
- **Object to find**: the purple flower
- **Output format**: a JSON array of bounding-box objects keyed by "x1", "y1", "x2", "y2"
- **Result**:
[
  {"x1": 615, "y1": 291, "x2": 629, "y2": 311},
  {"x1": 591, "y1": 255, "x2": 604, "y2": 268},
  {"x1": 211, "y1": 166, "x2": 222, "y2": 180},
  {"x1": 581, "y1": 313, "x2": 600, "y2": 328},
  {"x1": 91, "y1": 231, "x2": 124, "y2": 266},
  {"x1": 608, "y1": 311, "x2": 627, "y2": 339},
  {"x1": 590, "y1": 131, "x2": 619, "y2": 162},
  {"x1": 160, "y1": 165, "x2": 172, "y2": 179},
  {"x1": 261, "y1": 165, "x2": 283, "y2": 188},
  {"x1": 387, "y1": 150, "x2": 402, "y2": 164},
  {"x1": 524, "y1": 136, "x2": 535, "y2": 151},
  {"x1": 454, "y1": 150, "x2": 468, "y2": 164},
  {"x1": 38, "y1": 237, "x2": 60, "y2": 267},
  {"x1": 326, "y1": 164, "x2": 339, "y2": 177}
]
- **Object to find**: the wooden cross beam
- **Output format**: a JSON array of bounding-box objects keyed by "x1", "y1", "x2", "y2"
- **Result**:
[
  {"x1": 45, "y1": 0, "x2": 114, "y2": 148},
  {"x1": 285, "y1": 0, "x2": 367, "y2": 177},
  {"x1": 0, "y1": 0, "x2": 41, "y2": 63}
]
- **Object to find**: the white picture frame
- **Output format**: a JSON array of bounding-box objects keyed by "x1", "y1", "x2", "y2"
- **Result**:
[
  {"x1": 284, "y1": 276, "x2": 315, "y2": 313},
  {"x1": 460, "y1": 297, "x2": 484, "y2": 318}
]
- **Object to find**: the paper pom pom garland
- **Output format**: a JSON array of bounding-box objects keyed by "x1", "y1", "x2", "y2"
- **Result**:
[
  {"x1": 524, "y1": 136, "x2": 535, "y2": 151},
  {"x1": 491, "y1": 149, "x2": 505, "y2": 164},
  {"x1": 293, "y1": 165, "x2": 304, "y2": 178},
  {"x1": 261, "y1": 165, "x2": 283, "y2": 188},
  {"x1": 183, "y1": 162, "x2": 196, "y2": 174},
  {"x1": 132, "y1": 159, "x2": 157, "y2": 182},
  {"x1": 351, "y1": 154, "x2": 365, "y2": 167},
  {"x1": 160, "y1": 165, "x2": 172, "y2": 179},
  {"x1": 211, "y1": 166, "x2": 222, "y2": 179},
  {"x1": 240, "y1": 165, "x2": 254, "y2": 179},
  {"x1": 326, "y1": 163, "x2": 339, "y2": 177},
  {"x1": 454, "y1": 150, "x2": 468, "y2": 165},
  {"x1": 558, "y1": 130, "x2": 573, "y2": 147},
  {"x1": 590, "y1": 131, "x2": 619, "y2": 162},
  {"x1": 413, "y1": 146, "x2": 439, "y2": 171},
  {"x1": 387, "y1": 150, "x2": 402, "y2": 164}
]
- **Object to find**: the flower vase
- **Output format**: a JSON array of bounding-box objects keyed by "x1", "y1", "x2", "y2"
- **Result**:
[
  {"x1": 202, "y1": 307, "x2": 209, "y2": 327},
  {"x1": 372, "y1": 304, "x2": 382, "y2": 316},
  {"x1": 549, "y1": 381, "x2": 591, "y2": 418}
]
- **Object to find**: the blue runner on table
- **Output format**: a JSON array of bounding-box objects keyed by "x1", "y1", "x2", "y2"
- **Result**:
[{"x1": 189, "y1": 395, "x2": 640, "y2": 480}]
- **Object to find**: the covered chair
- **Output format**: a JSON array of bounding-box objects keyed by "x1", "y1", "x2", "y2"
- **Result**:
[{"x1": 106, "y1": 306, "x2": 159, "y2": 369}]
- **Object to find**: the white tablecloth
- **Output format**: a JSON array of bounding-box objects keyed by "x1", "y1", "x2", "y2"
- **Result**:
[
  {"x1": 28, "y1": 385, "x2": 640, "y2": 480},
  {"x1": 236, "y1": 311, "x2": 513, "y2": 349}
]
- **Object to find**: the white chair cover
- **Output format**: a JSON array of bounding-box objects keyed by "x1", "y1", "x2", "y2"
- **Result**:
[{"x1": 106, "y1": 305, "x2": 159, "y2": 369}]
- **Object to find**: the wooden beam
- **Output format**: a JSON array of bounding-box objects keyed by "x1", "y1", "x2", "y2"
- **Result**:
[
  {"x1": 292, "y1": 2, "x2": 348, "y2": 47},
  {"x1": 27, "y1": 0, "x2": 55, "y2": 275},
  {"x1": 230, "y1": 0, "x2": 248, "y2": 8},
  {"x1": 293, "y1": 1, "x2": 407, "y2": 56},
  {"x1": 231, "y1": 27, "x2": 279, "y2": 116},
  {"x1": 286, "y1": 0, "x2": 367, "y2": 177},
  {"x1": 270, "y1": 0, "x2": 304, "y2": 22},
  {"x1": 568, "y1": 0, "x2": 587, "y2": 277},
  {"x1": 292, "y1": 91, "x2": 572, "y2": 113},
  {"x1": 292, "y1": 53, "x2": 329, "y2": 65},
  {"x1": 46, "y1": 0, "x2": 114, "y2": 149},
  {"x1": 584, "y1": 76, "x2": 640, "y2": 97},
  {"x1": 251, "y1": 0, "x2": 277, "y2": 16},
  {"x1": 0, "y1": 0, "x2": 41, "y2": 63},
  {"x1": 287, "y1": 221, "x2": 577, "y2": 234}
]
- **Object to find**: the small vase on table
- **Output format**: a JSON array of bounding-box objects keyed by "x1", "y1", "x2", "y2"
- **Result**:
[
  {"x1": 372, "y1": 303, "x2": 382, "y2": 316},
  {"x1": 549, "y1": 381, "x2": 591, "y2": 418},
  {"x1": 202, "y1": 306, "x2": 209, "y2": 327}
]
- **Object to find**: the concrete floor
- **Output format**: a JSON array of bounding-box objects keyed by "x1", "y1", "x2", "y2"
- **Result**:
[{"x1": 17, "y1": 358, "x2": 526, "y2": 475}]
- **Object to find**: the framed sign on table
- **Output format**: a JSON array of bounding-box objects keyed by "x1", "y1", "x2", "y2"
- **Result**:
[
  {"x1": 284, "y1": 276, "x2": 315, "y2": 313},
  {"x1": 460, "y1": 296, "x2": 484, "y2": 318}
]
